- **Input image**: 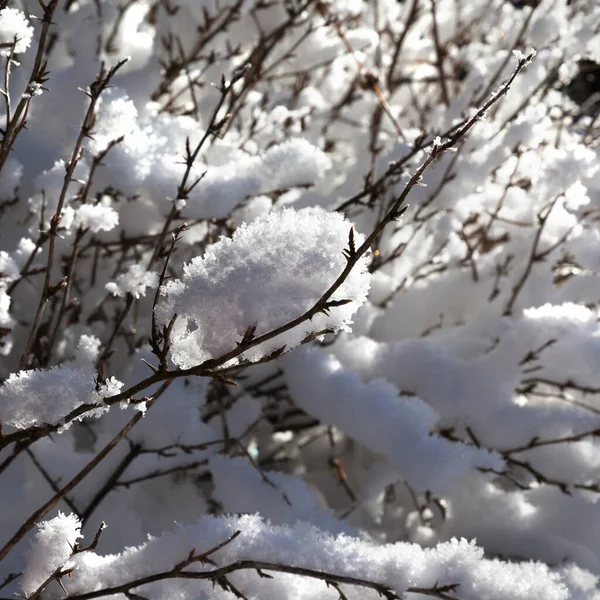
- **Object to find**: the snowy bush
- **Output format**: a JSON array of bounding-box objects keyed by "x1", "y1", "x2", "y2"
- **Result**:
[{"x1": 1, "y1": 0, "x2": 600, "y2": 598}]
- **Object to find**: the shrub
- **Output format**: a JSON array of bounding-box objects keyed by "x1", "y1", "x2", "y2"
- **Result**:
[{"x1": 0, "y1": 1, "x2": 599, "y2": 598}]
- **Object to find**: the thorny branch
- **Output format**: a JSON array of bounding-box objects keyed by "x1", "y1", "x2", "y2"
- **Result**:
[
  {"x1": 0, "y1": 53, "x2": 536, "y2": 459},
  {"x1": 19, "y1": 59, "x2": 129, "y2": 371},
  {"x1": 0, "y1": 382, "x2": 170, "y2": 563},
  {"x1": 0, "y1": 1, "x2": 597, "y2": 598},
  {"x1": 0, "y1": 0, "x2": 59, "y2": 177},
  {"x1": 56, "y1": 530, "x2": 461, "y2": 600}
]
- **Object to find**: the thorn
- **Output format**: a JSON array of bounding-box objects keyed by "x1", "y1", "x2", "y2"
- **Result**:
[
  {"x1": 214, "y1": 374, "x2": 238, "y2": 387},
  {"x1": 319, "y1": 299, "x2": 352, "y2": 316},
  {"x1": 231, "y1": 62, "x2": 252, "y2": 84},
  {"x1": 141, "y1": 358, "x2": 159, "y2": 373},
  {"x1": 268, "y1": 345, "x2": 287, "y2": 359},
  {"x1": 238, "y1": 323, "x2": 257, "y2": 347},
  {"x1": 392, "y1": 204, "x2": 409, "y2": 221},
  {"x1": 256, "y1": 568, "x2": 273, "y2": 578},
  {"x1": 343, "y1": 226, "x2": 356, "y2": 261}
]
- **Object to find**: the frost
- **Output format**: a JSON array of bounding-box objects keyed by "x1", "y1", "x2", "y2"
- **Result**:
[
  {"x1": 0, "y1": 367, "x2": 101, "y2": 429},
  {"x1": 23, "y1": 82, "x2": 44, "y2": 98},
  {"x1": 14, "y1": 238, "x2": 38, "y2": 266},
  {"x1": 157, "y1": 207, "x2": 371, "y2": 367},
  {"x1": 0, "y1": 238, "x2": 38, "y2": 283},
  {"x1": 28, "y1": 160, "x2": 89, "y2": 227}
]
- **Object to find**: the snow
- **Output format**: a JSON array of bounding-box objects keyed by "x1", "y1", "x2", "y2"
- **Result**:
[
  {"x1": 0, "y1": 8, "x2": 33, "y2": 56},
  {"x1": 210, "y1": 455, "x2": 350, "y2": 533},
  {"x1": 62, "y1": 514, "x2": 571, "y2": 600},
  {"x1": 73, "y1": 203, "x2": 119, "y2": 233},
  {"x1": 1, "y1": 0, "x2": 600, "y2": 598},
  {"x1": 284, "y1": 347, "x2": 503, "y2": 492},
  {"x1": 106, "y1": 263, "x2": 159, "y2": 299},
  {"x1": 21, "y1": 513, "x2": 82, "y2": 597},
  {"x1": 157, "y1": 207, "x2": 371, "y2": 367},
  {"x1": 0, "y1": 336, "x2": 120, "y2": 429}
]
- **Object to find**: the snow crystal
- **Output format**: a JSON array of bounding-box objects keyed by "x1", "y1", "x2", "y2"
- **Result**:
[
  {"x1": 0, "y1": 250, "x2": 19, "y2": 281},
  {"x1": 106, "y1": 263, "x2": 159, "y2": 299},
  {"x1": 65, "y1": 514, "x2": 572, "y2": 600},
  {"x1": 14, "y1": 237, "x2": 38, "y2": 266},
  {"x1": 0, "y1": 365, "x2": 109, "y2": 430},
  {"x1": 0, "y1": 238, "x2": 38, "y2": 284},
  {"x1": 156, "y1": 207, "x2": 371, "y2": 367},
  {"x1": 0, "y1": 336, "x2": 119, "y2": 429},
  {"x1": 260, "y1": 138, "x2": 332, "y2": 191},
  {"x1": 0, "y1": 8, "x2": 33, "y2": 56},
  {"x1": 187, "y1": 138, "x2": 331, "y2": 219},
  {"x1": 0, "y1": 285, "x2": 14, "y2": 355},
  {"x1": 21, "y1": 513, "x2": 82, "y2": 597},
  {"x1": 74, "y1": 203, "x2": 119, "y2": 233},
  {"x1": 96, "y1": 376, "x2": 124, "y2": 399},
  {"x1": 72, "y1": 334, "x2": 101, "y2": 364},
  {"x1": 87, "y1": 90, "x2": 139, "y2": 155}
]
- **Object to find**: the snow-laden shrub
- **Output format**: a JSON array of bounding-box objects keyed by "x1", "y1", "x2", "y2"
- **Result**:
[{"x1": 1, "y1": 0, "x2": 600, "y2": 598}]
